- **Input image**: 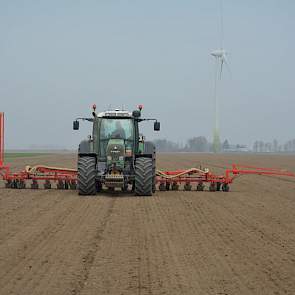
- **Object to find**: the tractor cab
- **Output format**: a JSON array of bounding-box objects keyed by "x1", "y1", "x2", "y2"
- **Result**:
[
  {"x1": 96, "y1": 113, "x2": 136, "y2": 173},
  {"x1": 73, "y1": 105, "x2": 160, "y2": 196},
  {"x1": 97, "y1": 112, "x2": 135, "y2": 159}
]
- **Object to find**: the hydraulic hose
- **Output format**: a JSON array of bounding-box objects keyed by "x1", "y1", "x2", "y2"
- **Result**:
[
  {"x1": 156, "y1": 168, "x2": 209, "y2": 179},
  {"x1": 25, "y1": 165, "x2": 77, "y2": 174}
]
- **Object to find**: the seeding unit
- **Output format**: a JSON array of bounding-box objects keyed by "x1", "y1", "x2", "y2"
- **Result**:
[
  {"x1": 0, "y1": 112, "x2": 295, "y2": 192},
  {"x1": 0, "y1": 112, "x2": 77, "y2": 190}
]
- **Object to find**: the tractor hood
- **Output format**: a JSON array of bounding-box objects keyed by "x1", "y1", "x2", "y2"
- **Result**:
[{"x1": 106, "y1": 139, "x2": 125, "y2": 169}]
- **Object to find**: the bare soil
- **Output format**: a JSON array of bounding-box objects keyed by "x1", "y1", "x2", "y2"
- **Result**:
[{"x1": 0, "y1": 153, "x2": 295, "y2": 295}]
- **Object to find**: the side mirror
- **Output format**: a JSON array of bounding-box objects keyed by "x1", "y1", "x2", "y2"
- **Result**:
[
  {"x1": 154, "y1": 121, "x2": 160, "y2": 131},
  {"x1": 73, "y1": 120, "x2": 79, "y2": 130}
]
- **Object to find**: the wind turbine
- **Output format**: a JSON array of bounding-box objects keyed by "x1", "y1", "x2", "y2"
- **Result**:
[{"x1": 211, "y1": 0, "x2": 230, "y2": 153}]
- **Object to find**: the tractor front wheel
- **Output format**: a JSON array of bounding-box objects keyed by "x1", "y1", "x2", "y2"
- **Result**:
[
  {"x1": 78, "y1": 156, "x2": 96, "y2": 195},
  {"x1": 135, "y1": 158, "x2": 153, "y2": 196}
]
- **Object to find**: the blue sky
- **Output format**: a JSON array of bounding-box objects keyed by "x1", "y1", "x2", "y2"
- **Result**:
[{"x1": 0, "y1": 1, "x2": 294, "y2": 149}]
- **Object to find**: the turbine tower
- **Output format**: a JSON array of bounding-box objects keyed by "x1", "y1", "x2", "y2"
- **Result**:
[{"x1": 211, "y1": 0, "x2": 230, "y2": 153}]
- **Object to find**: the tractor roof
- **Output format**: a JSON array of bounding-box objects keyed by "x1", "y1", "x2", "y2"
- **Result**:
[{"x1": 97, "y1": 110, "x2": 133, "y2": 118}]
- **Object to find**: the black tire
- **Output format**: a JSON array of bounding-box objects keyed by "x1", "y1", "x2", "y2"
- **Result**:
[
  {"x1": 152, "y1": 166, "x2": 156, "y2": 193},
  {"x1": 96, "y1": 181, "x2": 102, "y2": 192},
  {"x1": 222, "y1": 183, "x2": 230, "y2": 192},
  {"x1": 197, "y1": 183, "x2": 204, "y2": 191},
  {"x1": 216, "y1": 182, "x2": 221, "y2": 191},
  {"x1": 78, "y1": 156, "x2": 96, "y2": 195},
  {"x1": 209, "y1": 183, "x2": 216, "y2": 192},
  {"x1": 135, "y1": 158, "x2": 153, "y2": 196}
]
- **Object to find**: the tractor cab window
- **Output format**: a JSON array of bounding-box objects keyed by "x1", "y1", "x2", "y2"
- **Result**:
[
  {"x1": 100, "y1": 119, "x2": 134, "y2": 140},
  {"x1": 99, "y1": 118, "x2": 134, "y2": 156}
]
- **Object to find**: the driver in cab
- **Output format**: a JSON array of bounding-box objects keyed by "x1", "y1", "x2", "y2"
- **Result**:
[{"x1": 111, "y1": 121, "x2": 126, "y2": 139}]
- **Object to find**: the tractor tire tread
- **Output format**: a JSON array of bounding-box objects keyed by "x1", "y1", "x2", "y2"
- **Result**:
[
  {"x1": 78, "y1": 156, "x2": 96, "y2": 195},
  {"x1": 135, "y1": 158, "x2": 153, "y2": 196}
]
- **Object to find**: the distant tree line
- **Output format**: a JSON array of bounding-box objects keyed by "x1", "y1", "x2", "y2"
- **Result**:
[
  {"x1": 153, "y1": 137, "x2": 234, "y2": 152},
  {"x1": 253, "y1": 139, "x2": 295, "y2": 153},
  {"x1": 154, "y1": 137, "x2": 295, "y2": 153},
  {"x1": 152, "y1": 139, "x2": 182, "y2": 152},
  {"x1": 153, "y1": 137, "x2": 209, "y2": 152}
]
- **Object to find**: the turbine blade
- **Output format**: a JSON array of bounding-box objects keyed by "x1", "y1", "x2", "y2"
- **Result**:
[
  {"x1": 219, "y1": 59, "x2": 224, "y2": 80},
  {"x1": 223, "y1": 56, "x2": 232, "y2": 77}
]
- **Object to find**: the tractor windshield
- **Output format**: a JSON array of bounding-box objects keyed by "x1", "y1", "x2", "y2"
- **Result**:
[
  {"x1": 99, "y1": 118, "x2": 134, "y2": 156},
  {"x1": 100, "y1": 118, "x2": 134, "y2": 140}
]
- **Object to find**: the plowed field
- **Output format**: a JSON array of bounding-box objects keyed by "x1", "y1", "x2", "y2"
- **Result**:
[{"x1": 1, "y1": 153, "x2": 295, "y2": 295}]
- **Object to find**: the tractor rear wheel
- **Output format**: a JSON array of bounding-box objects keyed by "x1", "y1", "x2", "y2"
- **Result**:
[
  {"x1": 78, "y1": 156, "x2": 96, "y2": 195},
  {"x1": 135, "y1": 158, "x2": 153, "y2": 196},
  {"x1": 152, "y1": 166, "x2": 156, "y2": 193}
]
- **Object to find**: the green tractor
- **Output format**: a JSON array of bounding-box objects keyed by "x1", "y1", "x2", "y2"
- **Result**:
[{"x1": 73, "y1": 105, "x2": 160, "y2": 196}]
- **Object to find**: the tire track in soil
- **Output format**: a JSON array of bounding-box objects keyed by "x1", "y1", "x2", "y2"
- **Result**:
[
  {"x1": 31, "y1": 197, "x2": 115, "y2": 295},
  {"x1": 131, "y1": 196, "x2": 193, "y2": 294},
  {"x1": 155, "y1": 193, "x2": 251, "y2": 295},
  {"x1": 148, "y1": 195, "x2": 201, "y2": 294},
  {"x1": 72, "y1": 197, "x2": 116, "y2": 295},
  {"x1": 135, "y1": 197, "x2": 165, "y2": 294},
  {"x1": 81, "y1": 196, "x2": 196, "y2": 295},
  {"x1": 178, "y1": 195, "x2": 257, "y2": 294},
  {"x1": 80, "y1": 197, "x2": 142, "y2": 295}
]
